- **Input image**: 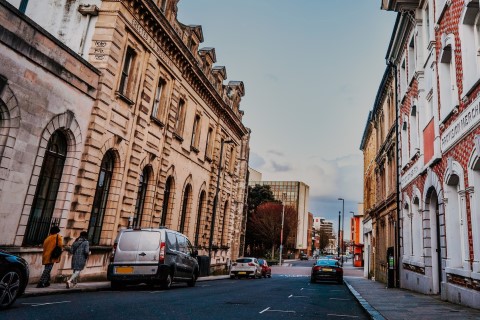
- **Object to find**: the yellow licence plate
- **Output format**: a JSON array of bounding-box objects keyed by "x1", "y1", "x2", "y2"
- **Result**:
[
  {"x1": 322, "y1": 268, "x2": 332, "y2": 272},
  {"x1": 116, "y1": 266, "x2": 134, "y2": 274},
  {"x1": 238, "y1": 272, "x2": 246, "y2": 275}
]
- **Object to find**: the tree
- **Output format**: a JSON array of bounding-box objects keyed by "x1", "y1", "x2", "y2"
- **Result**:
[
  {"x1": 318, "y1": 228, "x2": 330, "y2": 253},
  {"x1": 245, "y1": 184, "x2": 277, "y2": 256},
  {"x1": 247, "y1": 202, "x2": 297, "y2": 259},
  {"x1": 247, "y1": 184, "x2": 277, "y2": 213}
]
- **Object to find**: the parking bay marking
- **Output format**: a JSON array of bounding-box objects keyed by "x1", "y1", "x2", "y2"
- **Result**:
[
  {"x1": 23, "y1": 301, "x2": 71, "y2": 307},
  {"x1": 329, "y1": 298, "x2": 350, "y2": 301},
  {"x1": 327, "y1": 314, "x2": 359, "y2": 318},
  {"x1": 259, "y1": 307, "x2": 296, "y2": 314}
]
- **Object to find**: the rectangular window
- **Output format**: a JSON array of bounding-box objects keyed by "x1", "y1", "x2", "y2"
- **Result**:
[
  {"x1": 119, "y1": 47, "x2": 135, "y2": 97},
  {"x1": 152, "y1": 79, "x2": 165, "y2": 119},
  {"x1": 191, "y1": 114, "x2": 201, "y2": 149},
  {"x1": 205, "y1": 127, "x2": 213, "y2": 159},
  {"x1": 175, "y1": 99, "x2": 186, "y2": 136},
  {"x1": 229, "y1": 146, "x2": 236, "y2": 173}
]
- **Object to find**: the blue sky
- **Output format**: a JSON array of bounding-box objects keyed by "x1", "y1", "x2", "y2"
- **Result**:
[{"x1": 177, "y1": 1, "x2": 397, "y2": 236}]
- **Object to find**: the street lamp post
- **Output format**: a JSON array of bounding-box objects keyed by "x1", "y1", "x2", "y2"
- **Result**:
[
  {"x1": 349, "y1": 211, "x2": 355, "y2": 257},
  {"x1": 337, "y1": 211, "x2": 341, "y2": 259},
  {"x1": 208, "y1": 139, "x2": 234, "y2": 260},
  {"x1": 279, "y1": 192, "x2": 286, "y2": 266},
  {"x1": 338, "y1": 198, "x2": 344, "y2": 263}
]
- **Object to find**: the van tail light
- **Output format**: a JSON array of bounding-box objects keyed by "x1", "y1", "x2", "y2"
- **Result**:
[
  {"x1": 248, "y1": 262, "x2": 255, "y2": 266},
  {"x1": 313, "y1": 266, "x2": 321, "y2": 272},
  {"x1": 159, "y1": 242, "x2": 165, "y2": 264},
  {"x1": 110, "y1": 243, "x2": 117, "y2": 262}
]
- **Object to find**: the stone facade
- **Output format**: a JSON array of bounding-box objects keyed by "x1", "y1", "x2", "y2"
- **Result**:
[
  {"x1": 0, "y1": 0, "x2": 100, "y2": 280},
  {"x1": 361, "y1": 66, "x2": 398, "y2": 285},
  {"x1": 382, "y1": 0, "x2": 480, "y2": 309},
  {"x1": 2, "y1": 0, "x2": 249, "y2": 282}
]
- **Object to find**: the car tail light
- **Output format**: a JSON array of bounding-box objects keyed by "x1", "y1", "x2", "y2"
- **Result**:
[
  {"x1": 159, "y1": 242, "x2": 165, "y2": 263},
  {"x1": 248, "y1": 262, "x2": 255, "y2": 266},
  {"x1": 313, "y1": 266, "x2": 321, "y2": 271},
  {"x1": 110, "y1": 243, "x2": 117, "y2": 262}
]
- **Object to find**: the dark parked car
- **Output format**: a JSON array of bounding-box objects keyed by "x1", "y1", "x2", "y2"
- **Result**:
[
  {"x1": 257, "y1": 259, "x2": 272, "y2": 278},
  {"x1": 0, "y1": 250, "x2": 29, "y2": 309},
  {"x1": 300, "y1": 253, "x2": 308, "y2": 260},
  {"x1": 310, "y1": 258, "x2": 343, "y2": 284}
]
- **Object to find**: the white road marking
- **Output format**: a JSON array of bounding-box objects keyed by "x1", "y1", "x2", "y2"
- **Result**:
[
  {"x1": 259, "y1": 307, "x2": 270, "y2": 314},
  {"x1": 24, "y1": 301, "x2": 71, "y2": 307},
  {"x1": 289, "y1": 295, "x2": 308, "y2": 298},
  {"x1": 300, "y1": 287, "x2": 304, "y2": 291},
  {"x1": 329, "y1": 298, "x2": 350, "y2": 301},
  {"x1": 264, "y1": 309, "x2": 296, "y2": 313},
  {"x1": 288, "y1": 294, "x2": 293, "y2": 298},
  {"x1": 327, "y1": 314, "x2": 359, "y2": 318}
]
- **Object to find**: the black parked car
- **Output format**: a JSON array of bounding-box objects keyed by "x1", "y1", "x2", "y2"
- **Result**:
[
  {"x1": 310, "y1": 258, "x2": 343, "y2": 284},
  {"x1": 0, "y1": 250, "x2": 29, "y2": 309}
]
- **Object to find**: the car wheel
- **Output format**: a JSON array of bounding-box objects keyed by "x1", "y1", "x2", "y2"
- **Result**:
[
  {"x1": 162, "y1": 273, "x2": 173, "y2": 289},
  {"x1": 337, "y1": 278, "x2": 343, "y2": 284},
  {"x1": 110, "y1": 281, "x2": 126, "y2": 290},
  {"x1": 267, "y1": 273, "x2": 272, "y2": 278},
  {"x1": 187, "y1": 272, "x2": 198, "y2": 287},
  {"x1": 0, "y1": 268, "x2": 22, "y2": 309},
  {"x1": 310, "y1": 277, "x2": 315, "y2": 284}
]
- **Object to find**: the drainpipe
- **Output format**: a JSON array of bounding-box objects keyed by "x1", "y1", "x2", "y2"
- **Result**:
[{"x1": 388, "y1": 60, "x2": 401, "y2": 288}]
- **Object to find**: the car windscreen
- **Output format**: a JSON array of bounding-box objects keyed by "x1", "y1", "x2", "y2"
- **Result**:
[
  {"x1": 236, "y1": 258, "x2": 253, "y2": 263},
  {"x1": 315, "y1": 259, "x2": 338, "y2": 267}
]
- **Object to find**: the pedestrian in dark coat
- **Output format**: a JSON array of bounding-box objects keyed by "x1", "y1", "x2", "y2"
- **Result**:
[{"x1": 66, "y1": 231, "x2": 90, "y2": 288}]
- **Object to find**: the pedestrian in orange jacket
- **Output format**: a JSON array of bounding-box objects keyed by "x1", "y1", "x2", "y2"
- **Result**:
[{"x1": 37, "y1": 226, "x2": 63, "y2": 288}]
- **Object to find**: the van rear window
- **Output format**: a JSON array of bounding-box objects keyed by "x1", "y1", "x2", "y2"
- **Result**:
[
  {"x1": 118, "y1": 231, "x2": 160, "y2": 251},
  {"x1": 236, "y1": 258, "x2": 253, "y2": 263}
]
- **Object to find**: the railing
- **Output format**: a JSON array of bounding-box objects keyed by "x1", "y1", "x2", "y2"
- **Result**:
[{"x1": 23, "y1": 216, "x2": 60, "y2": 246}]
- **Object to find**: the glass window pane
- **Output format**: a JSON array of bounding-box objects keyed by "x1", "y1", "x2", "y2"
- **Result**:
[{"x1": 137, "y1": 231, "x2": 161, "y2": 251}]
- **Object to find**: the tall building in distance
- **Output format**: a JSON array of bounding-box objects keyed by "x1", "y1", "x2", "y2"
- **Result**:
[{"x1": 249, "y1": 180, "x2": 310, "y2": 255}]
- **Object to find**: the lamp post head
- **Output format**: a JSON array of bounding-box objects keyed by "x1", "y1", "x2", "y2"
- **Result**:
[{"x1": 338, "y1": 197, "x2": 344, "y2": 201}]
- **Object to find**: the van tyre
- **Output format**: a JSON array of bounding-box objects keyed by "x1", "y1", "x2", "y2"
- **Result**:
[{"x1": 162, "y1": 273, "x2": 172, "y2": 289}]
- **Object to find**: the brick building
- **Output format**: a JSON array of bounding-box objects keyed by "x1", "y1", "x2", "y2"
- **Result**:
[
  {"x1": 381, "y1": 0, "x2": 480, "y2": 309},
  {"x1": 1, "y1": 0, "x2": 250, "y2": 282}
]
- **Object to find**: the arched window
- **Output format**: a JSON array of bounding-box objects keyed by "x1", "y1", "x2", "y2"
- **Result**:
[
  {"x1": 439, "y1": 35, "x2": 458, "y2": 120},
  {"x1": 24, "y1": 131, "x2": 67, "y2": 245},
  {"x1": 88, "y1": 150, "x2": 114, "y2": 245},
  {"x1": 179, "y1": 184, "x2": 192, "y2": 234},
  {"x1": 133, "y1": 167, "x2": 150, "y2": 228},
  {"x1": 403, "y1": 204, "x2": 412, "y2": 258},
  {"x1": 194, "y1": 191, "x2": 206, "y2": 246},
  {"x1": 412, "y1": 196, "x2": 423, "y2": 261},
  {"x1": 160, "y1": 176, "x2": 173, "y2": 227}
]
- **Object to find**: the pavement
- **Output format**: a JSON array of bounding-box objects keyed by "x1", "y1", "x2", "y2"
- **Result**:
[{"x1": 22, "y1": 261, "x2": 480, "y2": 319}]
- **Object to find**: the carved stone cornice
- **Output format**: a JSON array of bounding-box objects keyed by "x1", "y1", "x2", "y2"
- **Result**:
[{"x1": 107, "y1": 0, "x2": 248, "y2": 138}]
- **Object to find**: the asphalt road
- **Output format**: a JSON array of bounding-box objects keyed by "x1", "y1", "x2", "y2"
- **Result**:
[{"x1": 3, "y1": 261, "x2": 368, "y2": 320}]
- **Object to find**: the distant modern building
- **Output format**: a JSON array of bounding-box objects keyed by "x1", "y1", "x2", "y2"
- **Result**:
[{"x1": 249, "y1": 180, "x2": 310, "y2": 255}]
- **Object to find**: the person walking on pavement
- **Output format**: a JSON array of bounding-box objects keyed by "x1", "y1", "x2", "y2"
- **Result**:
[
  {"x1": 66, "y1": 231, "x2": 90, "y2": 288},
  {"x1": 37, "y1": 226, "x2": 63, "y2": 288}
]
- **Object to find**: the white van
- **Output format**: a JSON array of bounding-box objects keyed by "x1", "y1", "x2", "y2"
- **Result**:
[{"x1": 107, "y1": 227, "x2": 199, "y2": 289}]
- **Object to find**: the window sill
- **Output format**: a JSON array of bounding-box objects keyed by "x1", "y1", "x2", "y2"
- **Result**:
[
  {"x1": 445, "y1": 267, "x2": 471, "y2": 279},
  {"x1": 204, "y1": 156, "x2": 212, "y2": 163},
  {"x1": 173, "y1": 132, "x2": 184, "y2": 142},
  {"x1": 150, "y1": 116, "x2": 165, "y2": 128},
  {"x1": 115, "y1": 91, "x2": 135, "y2": 106},
  {"x1": 440, "y1": 105, "x2": 459, "y2": 125},
  {"x1": 190, "y1": 146, "x2": 199, "y2": 154}
]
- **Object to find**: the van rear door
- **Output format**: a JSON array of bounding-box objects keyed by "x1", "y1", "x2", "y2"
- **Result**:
[{"x1": 114, "y1": 230, "x2": 161, "y2": 275}]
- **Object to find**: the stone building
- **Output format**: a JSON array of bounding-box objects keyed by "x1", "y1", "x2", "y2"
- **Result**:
[
  {"x1": 2, "y1": 0, "x2": 250, "y2": 281},
  {"x1": 360, "y1": 65, "x2": 398, "y2": 285},
  {"x1": 381, "y1": 0, "x2": 480, "y2": 309}
]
